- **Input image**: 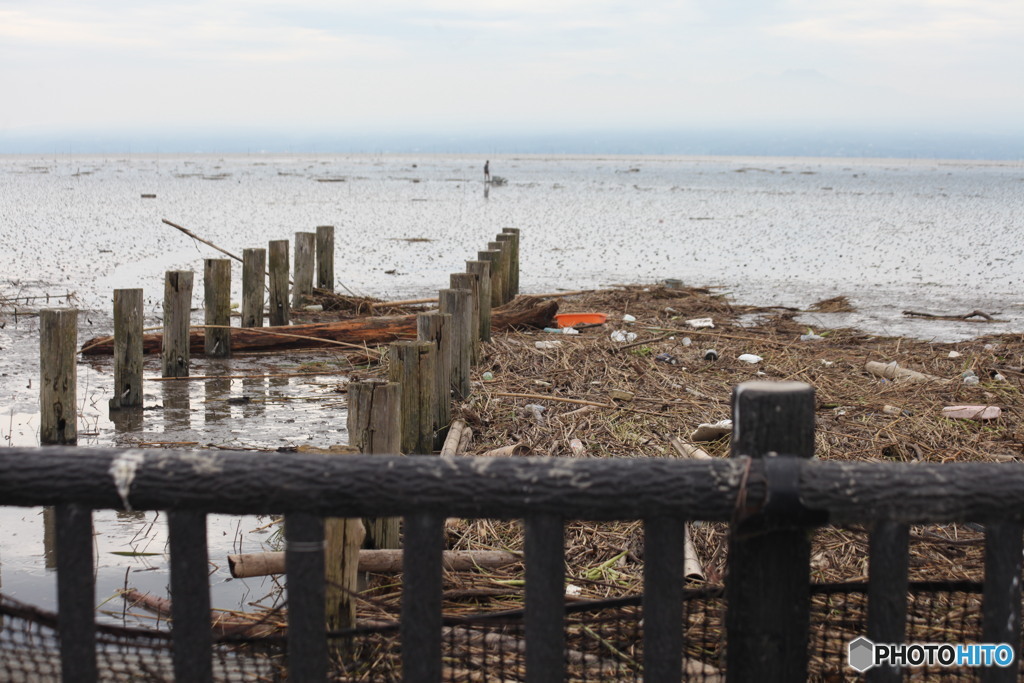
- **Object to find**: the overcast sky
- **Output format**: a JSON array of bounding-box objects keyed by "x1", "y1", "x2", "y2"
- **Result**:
[{"x1": 2, "y1": 0, "x2": 1022, "y2": 149}]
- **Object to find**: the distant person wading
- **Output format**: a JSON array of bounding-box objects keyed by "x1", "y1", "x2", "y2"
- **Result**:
[{"x1": 484, "y1": 160, "x2": 491, "y2": 183}]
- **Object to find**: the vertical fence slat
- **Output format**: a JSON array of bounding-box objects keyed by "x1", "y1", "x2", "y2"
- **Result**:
[
  {"x1": 293, "y1": 231, "x2": 316, "y2": 308},
  {"x1": 867, "y1": 521, "x2": 909, "y2": 683},
  {"x1": 316, "y1": 225, "x2": 335, "y2": 290},
  {"x1": 465, "y1": 260, "x2": 491, "y2": 342},
  {"x1": 40, "y1": 309, "x2": 78, "y2": 444},
  {"x1": 525, "y1": 514, "x2": 565, "y2": 683},
  {"x1": 402, "y1": 512, "x2": 445, "y2": 682},
  {"x1": 726, "y1": 381, "x2": 815, "y2": 683},
  {"x1": 982, "y1": 521, "x2": 1023, "y2": 682},
  {"x1": 268, "y1": 240, "x2": 290, "y2": 326},
  {"x1": 241, "y1": 247, "x2": 266, "y2": 328},
  {"x1": 285, "y1": 512, "x2": 327, "y2": 682},
  {"x1": 56, "y1": 503, "x2": 96, "y2": 683},
  {"x1": 168, "y1": 510, "x2": 213, "y2": 683},
  {"x1": 111, "y1": 290, "x2": 143, "y2": 410},
  {"x1": 203, "y1": 258, "x2": 232, "y2": 357},
  {"x1": 643, "y1": 516, "x2": 685, "y2": 683}
]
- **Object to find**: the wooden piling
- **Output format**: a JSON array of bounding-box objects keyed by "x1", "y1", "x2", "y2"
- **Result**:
[
  {"x1": 203, "y1": 259, "x2": 232, "y2": 357},
  {"x1": 488, "y1": 240, "x2": 512, "y2": 306},
  {"x1": 388, "y1": 340, "x2": 437, "y2": 456},
  {"x1": 347, "y1": 381, "x2": 402, "y2": 550},
  {"x1": 161, "y1": 271, "x2": 193, "y2": 378},
  {"x1": 110, "y1": 289, "x2": 143, "y2": 411},
  {"x1": 316, "y1": 225, "x2": 335, "y2": 291},
  {"x1": 324, "y1": 512, "x2": 365, "y2": 634},
  {"x1": 450, "y1": 272, "x2": 481, "y2": 364},
  {"x1": 241, "y1": 248, "x2": 266, "y2": 328},
  {"x1": 466, "y1": 260, "x2": 491, "y2": 342},
  {"x1": 293, "y1": 231, "x2": 316, "y2": 308},
  {"x1": 268, "y1": 240, "x2": 290, "y2": 326},
  {"x1": 478, "y1": 249, "x2": 503, "y2": 308},
  {"x1": 438, "y1": 288, "x2": 472, "y2": 400},
  {"x1": 498, "y1": 228, "x2": 520, "y2": 297},
  {"x1": 40, "y1": 309, "x2": 77, "y2": 445},
  {"x1": 417, "y1": 312, "x2": 452, "y2": 449}
]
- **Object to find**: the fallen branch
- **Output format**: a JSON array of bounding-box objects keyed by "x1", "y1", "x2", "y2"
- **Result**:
[
  {"x1": 440, "y1": 420, "x2": 467, "y2": 456},
  {"x1": 162, "y1": 218, "x2": 244, "y2": 263},
  {"x1": 122, "y1": 589, "x2": 282, "y2": 637},
  {"x1": 227, "y1": 549, "x2": 521, "y2": 578},
  {"x1": 903, "y1": 309, "x2": 1003, "y2": 322}
]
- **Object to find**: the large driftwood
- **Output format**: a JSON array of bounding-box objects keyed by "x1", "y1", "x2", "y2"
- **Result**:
[
  {"x1": 81, "y1": 296, "x2": 558, "y2": 356},
  {"x1": 228, "y1": 549, "x2": 521, "y2": 578}
]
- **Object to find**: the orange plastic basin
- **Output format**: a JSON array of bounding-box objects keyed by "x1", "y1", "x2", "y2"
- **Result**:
[{"x1": 555, "y1": 313, "x2": 608, "y2": 328}]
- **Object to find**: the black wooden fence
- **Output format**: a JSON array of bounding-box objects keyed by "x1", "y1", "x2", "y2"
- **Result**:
[{"x1": 1, "y1": 382, "x2": 1022, "y2": 682}]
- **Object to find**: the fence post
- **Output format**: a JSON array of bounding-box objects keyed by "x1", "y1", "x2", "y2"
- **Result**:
[
  {"x1": 487, "y1": 241, "x2": 510, "y2": 305},
  {"x1": 388, "y1": 340, "x2": 437, "y2": 455},
  {"x1": 726, "y1": 381, "x2": 815, "y2": 682},
  {"x1": 478, "y1": 249, "x2": 503, "y2": 308},
  {"x1": 293, "y1": 231, "x2": 316, "y2": 308},
  {"x1": 162, "y1": 271, "x2": 193, "y2": 378},
  {"x1": 450, "y1": 272, "x2": 481, "y2": 364},
  {"x1": 268, "y1": 240, "x2": 290, "y2": 326},
  {"x1": 110, "y1": 290, "x2": 143, "y2": 411},
  {"x1": 867, "y1": 522, "x2": 909, "y2": 683},
  {"x1": 417, "y1": 312, "x2": 453, "y2": 449},
  {"x1": 40, "y1": 309, "x2": 77, "y2": 444},
  {"x1": 241, "y1": 247, "x2": 266, "y2": 328},
  {"x1": 316, "y1": 225, "x2": 335, "y2": 290},
  {"x1": 981, "y1": 521, "x2": 1023, "y2": 682},
  {"x1": 438, "y1": 288, "x2": 472, "y2": 400},
  {"x1": 203, "y1": 259, "x2": 231, "y2": 357},
  {"x1": 466, "y1": 260, "x2": 491, "y2": 342},
  {"x1": 498, "y1": 228, "x2": 520, "y2": 297},
  {"x1": 347, "y1": 380, "x2": 402, "y2": 549}
]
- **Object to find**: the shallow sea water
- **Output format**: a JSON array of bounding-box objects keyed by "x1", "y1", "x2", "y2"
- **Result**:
[{"x1": 1, "y1": 152, "x2": 1022, "y2": 616}]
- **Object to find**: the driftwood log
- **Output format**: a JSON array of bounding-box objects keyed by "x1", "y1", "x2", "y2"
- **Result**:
[
  {"x1": 81, "y1": 296, "x2": 558, "y2": 356},
  {"x1": 227, "y1": 549, "x2": 521, "y2": 578}
]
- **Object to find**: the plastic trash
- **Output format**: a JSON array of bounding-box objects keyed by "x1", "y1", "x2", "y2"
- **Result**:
[
  {"x1": 703, "y1": 349, "x2": 719, "y2": 361},
  {"x1": 686, "y1": 317, "x2": 715, "y2": 329},
  {"x1": 655, "y1": 353, "x2": 679, "y2": 365},
  {"x1": 610, "y1": 330, "x2": 638, "y2": 343},
  {"x1": 622, "y1": 314, "x2": 636, "y2": 323},
  {"x1": 691, "y1": 420, "x2": 733, "y2": 442},
  {"x1": 535, "y1": 340, "x2": 562, "y2": 350},
  {"x1": 993, "y1": 373, "x2": 1007, "y2": 382},
  {"x1": 304, "y1": 304, "x2": 324, "y2": 312},
  {"x1": 738, "y1": 354, "x2": 763, "y2": 364},
  {"x1": 544, "y1": 326, "x2": 581, "y2": 335},
  {"x1": 963, "y1": 376, "x2": 980, "y2": 386},
  {"x1": 941, "y1": 405, "x2": 1001, "y2": 421},
  {"x1": 523, "y1": 404, "x2": 547, "y2": 425},
  {"x1": 482, "y1": 371, "x2": 494, "y2": 381},
  {"x1": 569, "y1": 438, "x2": 586, "y2": 456},
  {"x1": 948, "y1": 351, "x2": 962, "y2": 359},
  {"x1": 681, "y1": 337, "x2": 692, "y2": 346},
  {"x1": 820, "y1": 359, "x2": 835, "y2": 367},
  {"x1": 800, "y1": 333, "x2": 824, "y2": 342}
]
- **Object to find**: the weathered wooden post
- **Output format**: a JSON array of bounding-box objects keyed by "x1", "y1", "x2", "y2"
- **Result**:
[
  {"x1": 417, "y1": 312, "x2": 452, "y2": 449},
  {"x1": 347, "y1": 381, "x2": 402, "y2": 549},
  {"x1": 438, "y1": 288, "x2": 472, "y2": 400},
  {"x1": 204, "y1": 259, "x2": 231, "y2": 357},
  {"x1": 110, "y1": 289, "x2": 143, "y2": 411},
  {"x1": 40, "y1": 308, "x2": 77, "y2": 444},
  {"x1": 500, "y1": 227, "x2": 520, "y2": 297},
  {"x1": 388, "y1": 341, "x2": 437, "y2": 455},
  {"x1": 316, "y1": 225, "x2": 335, "y2": 291},
  {"x1": 478, "y1": 249, "x2": 503, "y2": 309},
  {"x1": 450, "y1": 272, "x2": 480, "y2": 364},
  {"x1": 161, "y1": 271, "x2": 193, "y2": 378},
  {"x1": 867, "y1": 522, "x2": 909, "y2": 683},
  {"x1": 981, "y1": 522, "x2": 1023, "y2": 683},
  {"x1": 241, "y1": 248, "x2": 266, "y2": 328},
  {"x1": 487, "y1": 241, "x2": 511, "y2": 305},
  {"x1": 466, "y1": 260, "x2": 491, "y2": 342},
  {"x1": 293, "y1": 231, "x2": 316, "y2": 308},
  {"x1": 268, "y1": 240, "x2": 290, "y2": 326},
  {"x1": 726, "y1": 381, "x2": 816, "y2": 682}
]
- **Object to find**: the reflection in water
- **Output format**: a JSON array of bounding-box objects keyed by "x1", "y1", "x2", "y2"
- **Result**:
[
  {"x1": 483, "y1": 184, "x2": 489, "y2": 200},
  {"x1": 110, "y1": 406, "x2": 143, "y2": 434},
  {"x1": 205, "y1": 376, "x2": 231, "y2": 425},
  {"x1": 161, "y1": 382, "x2": 192, "y2": 433},
  {"x1": 242, "y1": 376, "x2": 266, "y2": 419},
  {"x1": 43, "y1": 507, "x2": 56, "y2": 569}
]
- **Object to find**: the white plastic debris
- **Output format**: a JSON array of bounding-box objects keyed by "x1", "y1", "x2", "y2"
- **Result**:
[
  {"x1": 686, "y1": 317, "x2": 715, "y2": 329},
  {"x1": 569, "y1": 438, "x2": 586, "y2": 456},
  {"x1": 691, "y1": 419, "x2": 733, "y2": 442},
  {"x1": 942, "y1": 405, "x2": 1001, "y2": 421},
  {"x1": 565, "y1": 583, "x2": 583, "y2": 597},
  {"x1": 948, "y1": 351, "x2": 962, "y2": 359},
  {"x1": 800, "y1": 333, "x2": 824, "y2": 341},
  {"x1": 610, "y1": 330, "x2": 638, "y2": 343},
  {"x1": 535, "y1": 340, "x2": 563, "y2": 350},
  {"x1": 561, "y1": 326, "x2": 580, "y2": 335},
  {"x1": 738, "y1": 354, "x2": 763, "y2": 364},
  {"x1": 622, "y1": 314, "x2": 637, "y2": 323},
  {"x1": 820, "y1": 359, "x2": 835, "y2": 367},
  {"x1": 523, "y1": 404, "x2": 547, "y2": 425},
  {"x1": 304, "y1": 304, "x2": 324, "y2": 312}
]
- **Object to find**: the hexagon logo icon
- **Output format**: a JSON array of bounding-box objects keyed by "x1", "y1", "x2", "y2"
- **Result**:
[{"x1": 848, "y1": 636, "x2": 876, "y2": 672}]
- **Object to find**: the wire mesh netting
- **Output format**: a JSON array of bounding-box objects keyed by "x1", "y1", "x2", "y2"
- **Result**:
[{"x1": 0, "y1": 582, "x2": 1011, "y2": 681}]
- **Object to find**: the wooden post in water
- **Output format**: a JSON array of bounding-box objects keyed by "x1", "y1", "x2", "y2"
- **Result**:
[
  {"x1": 478, "y1": 249, "x2": 503, "y2": 309},
  {"x1": 488, "y1": 240, "x2": 512, "y2": 306},
  {"x1": 268, "y1": 240, "x2": 290, "y2": 326},
  {"x1": 204, "y1": 259, "x2": 231, "y2": 357},
  {"x1": 40, "y1": 309, "x2": 77, "y2": 444},
  {"x1": 438, "y1": 288, "x2": 472, "y2": 400},
  {"x1": 498, "y1": 228, "x2": 520, "y2": 297},
  {"x1": 241, "y1": 248, "x2": 266, "y2": 328},
  {"x1": 347, "y1": 381, "x2": 402, "y2": 549},
  {"x1": 450, "y1": 272, "x2": 481, "y2": 365},
  {"x1": 417, "y1": 312, "x2": 452, "y2": 449},
  {"x1": 110, "y1": 289, "x2": 143, "y2": 411},
  {"x1": 726, "y1": 381, "x2": 816, "y2": 682},
  {"x1": 466, "y1": 260, "x2": 491, "y2": 342},
  {"x1": 316, "y1": 225, "x2": 335, "y2": 290},
  {"x1": 162, "y1": 271, "x2": 193, "y2": 378},
  {"x1": 388, "y1": 341, "x2": 437, "y2": 456},
  {"x1": 293, "y1": 231, "x2": 316, "y2": 308}
]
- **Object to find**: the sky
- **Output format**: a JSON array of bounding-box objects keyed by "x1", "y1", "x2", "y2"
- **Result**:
[{"x1": 1, "y1": 0, "x2": 1023, "y2": 155}]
